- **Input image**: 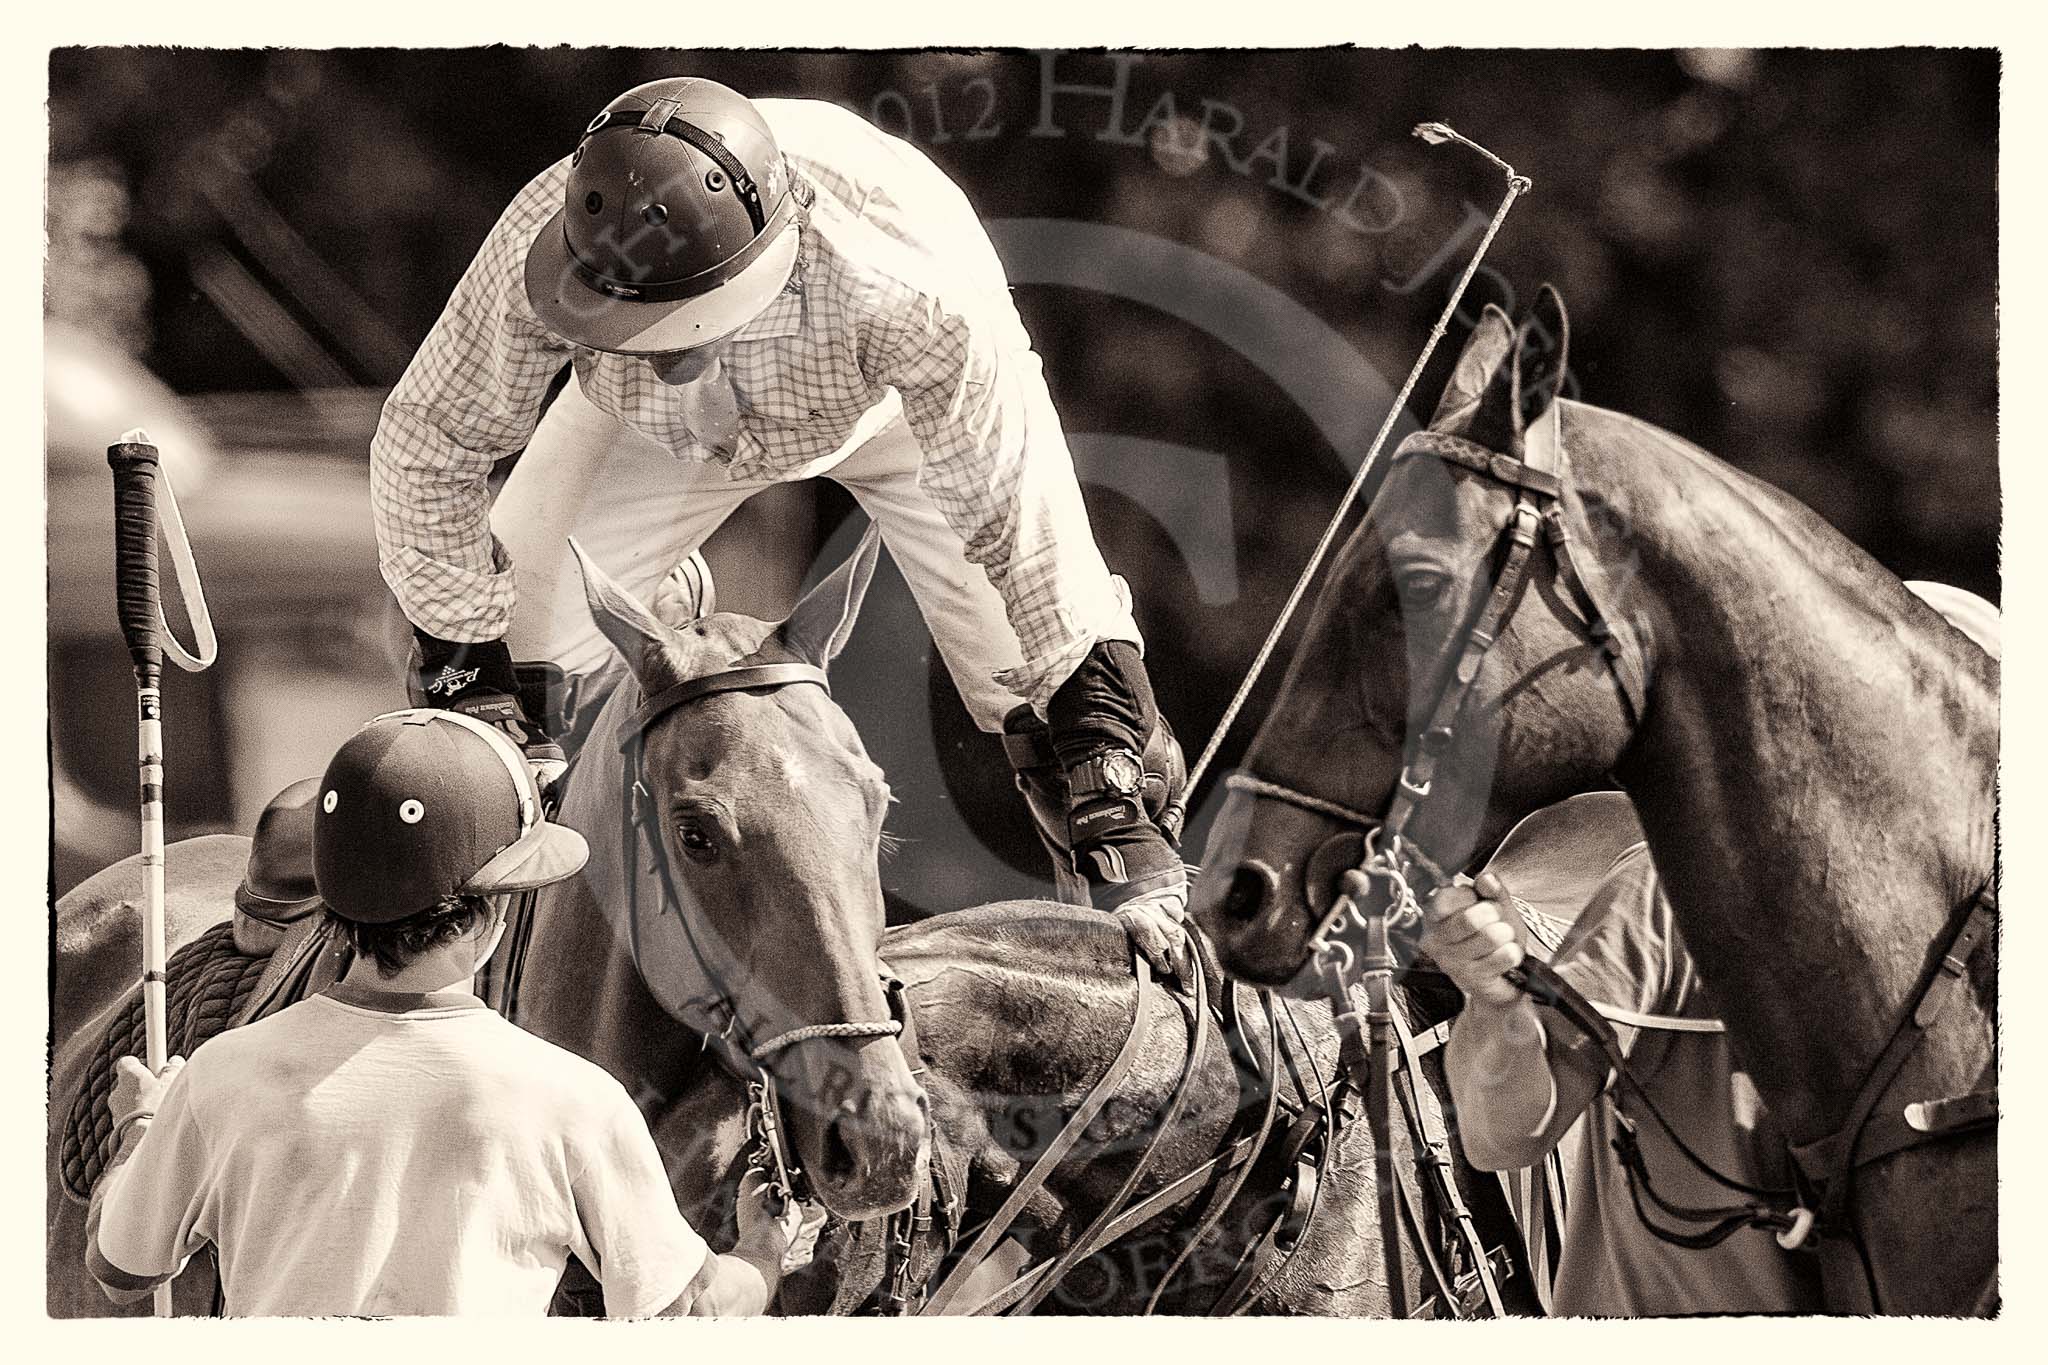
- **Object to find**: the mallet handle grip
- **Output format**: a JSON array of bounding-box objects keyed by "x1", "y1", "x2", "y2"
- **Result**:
[{"x1": 107, "y1": 439, "x2": 165, "y2": 691}]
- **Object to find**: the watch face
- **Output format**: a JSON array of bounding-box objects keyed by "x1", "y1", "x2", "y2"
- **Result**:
[{"x1": 1101, "y1": 750, "x2": 1144, "y2": 795}]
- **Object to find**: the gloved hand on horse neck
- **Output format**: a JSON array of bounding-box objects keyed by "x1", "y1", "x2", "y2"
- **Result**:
[
  {"x1": 1045, "y1": 640, "x2": 1193, "y2": 980},
  {"x1": 409, "y1": 629, "x2": 568, "y2": 790}
]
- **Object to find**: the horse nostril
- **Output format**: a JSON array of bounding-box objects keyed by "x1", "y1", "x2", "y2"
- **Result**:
[
  {"x1": 1223, "y1": 861, "x2": 1279, "y2": 924},
  {"x1": 822, "y1": 1114, "x2": 858, "y2": 1181}
]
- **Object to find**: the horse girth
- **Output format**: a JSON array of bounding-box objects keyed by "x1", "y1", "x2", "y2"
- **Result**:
[{"x1": 1785, "y1": 882, "x2": 1999, "y2": 1235}]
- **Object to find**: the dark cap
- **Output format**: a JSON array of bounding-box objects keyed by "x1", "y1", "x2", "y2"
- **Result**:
[
  {"x1": 313, "y1": 709, "x2": 589, "y2": 924},
  {"x1": 235, "y1": 777, "x2": 325, "y2": 924}
]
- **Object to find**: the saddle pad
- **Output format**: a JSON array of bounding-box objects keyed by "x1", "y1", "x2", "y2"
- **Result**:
[{"x1": 61, "y1": 923, "x2": 270, "y2": 1204}]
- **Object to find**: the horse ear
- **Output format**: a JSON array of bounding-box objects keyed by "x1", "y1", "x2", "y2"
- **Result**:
[
  {"x1": 570, "y1": 538, "x2": 687, "y2": 689},
  {"x1": 1464, "y1": 306, "x2": 1525, "y2": 455},
  {"x1": 1514, "y1": 284, "x2": 1570, "y2": 430},
  {"x1": 1431, "y1": 303, "x2": 1517, "y2": 427},
  {"x1": 774, "y1": 521, "x2": 883, "y2": 669}
]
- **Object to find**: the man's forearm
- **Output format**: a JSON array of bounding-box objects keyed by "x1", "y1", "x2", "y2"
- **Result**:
[
  {"x1": 1444, "y1": 998, "x2": 1561, "y2": 1171},
  {"x1": 86, "y1": 1119, "x2": 168, "y2": 1306}
]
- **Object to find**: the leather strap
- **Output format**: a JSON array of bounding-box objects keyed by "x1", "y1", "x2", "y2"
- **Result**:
[
  {"x1": 921, "y1": 955, "x2": 1156, "y2": 1315},
  {"x1": 1001, "y1": 727, "x2": 1056, "y2": 770},
  {"x1": 962, "y1": 1129, "x2": 1271, "y2": 1314},
  {"x1": 1391, "y1": 996, "x2": 1507, "y2": 1316},
  {"x1": 1832, "y1": 1087, "x2": 1998, "y2": 1177},
  {"x1": 1379, "y1": 497, "x2": 1543, "y2": 853},
  {"x1": 588, "y1": 108, "x2": 772, "y2": 232},
  {"x1": 1009, "y1": 963, "x2": 1209, "y2": 1314},
  {"x1": 1790, "y1": 893, "x2": 1997, "y2": 1218},
  {"x1": 1143, "y1": 988, "x2": 1288, "y2": 1314},
  {"x1": 1391, "y1": 1143, "x2": 1459, "y2": 1315},
  {"x1": 1395, "y1": 431, "x2": 1563, "y2": 498},
  {"x1": 1509, "y1": 956, "x2": 1794, "y2": 1204},
  {"x1": 1590, "y1": 1003, "x2": 1727, "y2": 1034},
  {"x1": 619, "y1": 663, "x2": 829, "y2": 750}
]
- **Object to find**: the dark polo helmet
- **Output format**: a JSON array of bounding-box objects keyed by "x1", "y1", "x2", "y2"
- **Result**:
[
  {"x1": 523, "y1": 77, "x2": 799, "y2": 355},
  {"x1": 313, "y1": 709, "x2": 589, "y2": 925}
]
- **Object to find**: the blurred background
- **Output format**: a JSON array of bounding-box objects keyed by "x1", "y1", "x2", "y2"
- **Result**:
[{"x1": 46, "y1": 48, "x2": 1997, "y2": 911}]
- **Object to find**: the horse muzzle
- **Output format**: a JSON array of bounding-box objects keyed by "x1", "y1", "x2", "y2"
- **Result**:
[{"x1": 784, "y1": 1038, "x2": 930, "y2": 1220}]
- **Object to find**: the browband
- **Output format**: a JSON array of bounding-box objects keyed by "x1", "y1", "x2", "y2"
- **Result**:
[
  {"x1": 1394, "y1": 430, "x2": 1564, "y2": 499},
  {"x1": 618, "y1": 662, "x2": 831, "y2": 750}
]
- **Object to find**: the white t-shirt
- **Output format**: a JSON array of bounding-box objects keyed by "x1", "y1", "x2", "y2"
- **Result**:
[{"x1": 94, "y1": 989, "x2": 708, "y2": 1317}]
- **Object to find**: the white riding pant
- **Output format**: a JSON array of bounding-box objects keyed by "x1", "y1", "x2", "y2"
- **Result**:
[{"x1": 491, "y1": 376, "x2": 1125, "y2": 732}]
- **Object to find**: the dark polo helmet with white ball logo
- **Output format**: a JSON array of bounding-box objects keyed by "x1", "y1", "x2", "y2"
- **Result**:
[
  {"x1": 313, "y1": 709, "x2": 589, "y2": 924},
  {"x1": 523, "y1": 77, "x2": 800, "y2": 355}
]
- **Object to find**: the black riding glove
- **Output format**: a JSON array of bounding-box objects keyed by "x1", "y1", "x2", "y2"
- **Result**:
[
  {"x1": 1045, "y1": 641, "x2": 1188, "y2": 909},
  {"x1": 410, "y1": 629, "x2": 566, "y2": 770}
]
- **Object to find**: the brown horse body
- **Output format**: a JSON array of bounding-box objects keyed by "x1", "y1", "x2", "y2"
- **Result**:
[
  {"x1": 46, "y1": 838, "x2": 243, "y2": 1316},
  {"x1": 1195, "y1": 290, "x2": 1997, "y2": 1314}
]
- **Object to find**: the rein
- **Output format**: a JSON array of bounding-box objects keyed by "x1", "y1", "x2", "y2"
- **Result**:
[
  {"x1": 924, "y1": 976, "x2": 1346, "y2": 1317},
  {"x1": 610, "y1": 655, "x2": 1334, "y2": 1316},
  {"x1": 614, "y1": 657, "x2": 904, "y2": 1207},
  {"x1": 1269, "y1": 411, "x2": 1627, "y2": 1321}
]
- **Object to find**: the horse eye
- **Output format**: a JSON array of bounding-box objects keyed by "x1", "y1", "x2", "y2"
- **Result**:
[
  {"x1": 1396, "y1": 570, "x2": 1447, "y2": 608},
  {"x1": 675, "y1": 821, "x2": 718, "y2": 863}
]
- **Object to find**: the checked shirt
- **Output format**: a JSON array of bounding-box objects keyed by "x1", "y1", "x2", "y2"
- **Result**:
[{"x1": 371, "y1": 98, "x2": 1135, "y2": 707}]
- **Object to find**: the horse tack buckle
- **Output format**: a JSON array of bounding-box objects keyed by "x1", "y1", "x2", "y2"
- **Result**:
[
  {"x1": 744, "y1": 1077, "x2": 800, "y2": 1209},
  {"x1": 1358, "y1": 829, "x2": 1423, "y2": 933}
]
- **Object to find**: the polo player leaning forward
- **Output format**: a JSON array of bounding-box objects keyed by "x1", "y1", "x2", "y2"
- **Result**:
[{"x1": 371, "y1": 76, "x2": 1192, "y2": 975}]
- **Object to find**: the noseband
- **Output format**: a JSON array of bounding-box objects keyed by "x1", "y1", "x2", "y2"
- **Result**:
[{"x1": 615, "y1": 658, "x2": 908, "y2": 1202}]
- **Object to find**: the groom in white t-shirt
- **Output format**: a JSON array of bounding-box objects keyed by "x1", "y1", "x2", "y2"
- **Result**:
[{"x1": 88, "y1": 708, "x2": 812, "y2": 1316}]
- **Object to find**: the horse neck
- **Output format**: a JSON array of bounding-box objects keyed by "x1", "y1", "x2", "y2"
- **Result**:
[{"x1": 1572, "y1": 406, "x2": 1998, "y2": 1139}]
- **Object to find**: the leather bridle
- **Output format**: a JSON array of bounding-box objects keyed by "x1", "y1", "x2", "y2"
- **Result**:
[
  {"x1": 1232, "y1": 410, "x2": 1643, "y2": 956},
  {"x1": 1231, "y1": 412, "x2": 1999, "y2": 1313},
  {"x1": 1231, "y1": 409, "x2": 1636, "y2": 1319},
  {"x1": 615, "y1": 658, "x2": 909, "y2": 1204}
]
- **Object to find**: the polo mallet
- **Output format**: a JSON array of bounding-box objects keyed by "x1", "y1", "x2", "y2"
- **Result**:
[
  {"x1": 1181, "y1": 122, "x2": 1533, "y2": 802},
  {"x1": 106, "y1": 428, "x2": 217, "y2": 1317},
  {"x1": 1176, "y1": 121, "x2": 1531, "y2": 1320}
]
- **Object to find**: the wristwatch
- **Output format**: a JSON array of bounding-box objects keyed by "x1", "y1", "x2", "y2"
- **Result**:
[{"x1": 1067, "y1": 747, "x2": 1146, "y2": 801}]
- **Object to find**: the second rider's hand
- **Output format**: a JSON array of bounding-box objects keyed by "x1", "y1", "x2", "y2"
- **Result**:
[{"x1": 1420, "y1": 880, "x2": 1526, "y2": 1009}]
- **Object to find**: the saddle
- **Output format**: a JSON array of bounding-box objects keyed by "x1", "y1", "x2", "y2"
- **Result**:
[{"x1": 60, "y1": 781, "x2": 353, "y2": 1204}]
